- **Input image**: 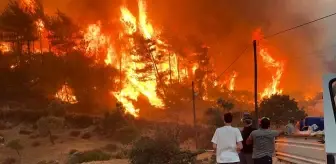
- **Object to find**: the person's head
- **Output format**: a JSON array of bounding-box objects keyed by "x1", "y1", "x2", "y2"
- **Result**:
[
  {"x1": 260, "y1": 117, "x2": 271, "y2": 129},
  {"x1": 243, "y1": 117, "x2": 253, "y2": 127},
  {"x1": 224, "y1": 112, "x2": 233, "y2": 124}
]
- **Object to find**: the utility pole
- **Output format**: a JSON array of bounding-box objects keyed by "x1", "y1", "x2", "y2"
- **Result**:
[
  {"x1": 192, "y1": 81, "x2": 197, "y2": 149},
  {"x1": 253, "y1": 40, "x2": 259, "y2": 128}
]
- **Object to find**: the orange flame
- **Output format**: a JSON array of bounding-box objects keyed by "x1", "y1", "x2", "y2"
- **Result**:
[
  {"x1": 36, "y1": 19, "x2": 45, "y2": 32},
  {"x1": 0, "y1": 43, "x2": 11, "y2": 53},
  {"x1": 84, "y1": 22, "x2": 108, "y2": 56},
  {"x1": 55, "y1": 85, "x2": 78, "y2": 104},
  {"x1": 253, "y1": 29, "x2": 284, "y2": 98},
  {"x1": 259, "y1": 48, "x2": 284, "y2": 98},
  {"x1": 229, "y1": 71, "x2": 237, "y2": 91},
  {"x1": 19, "y1": 0, "x2": 35, "y2": 13}
]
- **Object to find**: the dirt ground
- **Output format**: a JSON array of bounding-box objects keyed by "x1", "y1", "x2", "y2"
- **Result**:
[{"x1": 0, "y1": 125, "x2": 129, "y2": 164}]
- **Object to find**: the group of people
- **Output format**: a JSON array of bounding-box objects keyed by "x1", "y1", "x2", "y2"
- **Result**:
[{"x1": 211, "y1": 113, "x2": 286, "y2": 164}]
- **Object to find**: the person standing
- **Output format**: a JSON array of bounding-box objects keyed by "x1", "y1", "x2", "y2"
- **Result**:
[
  {"x1": 246, "y1": 117, "x2": 283, "y2": 164},
  {"x1": 211, "y1": 113, "x2": 243, "y2": 164},
  {"x1": 239, "y1": 116, "x2": 256, "y2": 164},
  {"x1": 285, "y1": 119, "x2": 296, "y2": 135}
]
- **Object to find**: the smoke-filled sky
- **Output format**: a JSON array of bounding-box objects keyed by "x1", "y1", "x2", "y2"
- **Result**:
[{"x1": 1, "y1": 0, "x2": 336, "y2": 98}]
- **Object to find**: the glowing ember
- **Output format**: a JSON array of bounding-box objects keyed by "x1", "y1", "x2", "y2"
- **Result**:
[
  {"x1": 36, "y1": 19, "x2": 45, "y2": 32},
  {"x1": 55, "y1": 85, "x2": 78, "y2": 104},
  {"x1": 229, "y1": 71, "x2": 237, "y2": 91},
  {"x1": 0, "y1": 43, "x2": 11, "y2": 53}
]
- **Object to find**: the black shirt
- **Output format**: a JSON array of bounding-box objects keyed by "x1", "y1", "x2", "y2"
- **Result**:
[{"x1": 241, "y1": 126, "x2": 256, "y2": 153}]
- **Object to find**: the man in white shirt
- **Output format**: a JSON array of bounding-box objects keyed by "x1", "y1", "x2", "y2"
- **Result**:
[{"x1": 212, "y1": 112, "x2": 243, "y2": 164}]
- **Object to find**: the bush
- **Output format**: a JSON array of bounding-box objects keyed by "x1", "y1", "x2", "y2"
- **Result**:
[
  {"x1": 6, "y1": 139, "x2": 23, "y2": 157},
  {"x1": 67, "y1": 149, "x2": 111, "y2": 164},
  {"x1": 129, "y1": 129, "x2": 202, "y2": 164},
  {"x1": 65, "y1": 114, "x2": 94, "y2": 129},
  {"x1": 112, "y1": 126, "x2": 139, "y2": 144}
]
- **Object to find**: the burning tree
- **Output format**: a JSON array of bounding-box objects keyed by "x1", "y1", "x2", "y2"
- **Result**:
[
  {"x1": 46, "y1": 10, "x2": 82, "y2": 54},
  {"x1": 0, "y1": 0, "x2": 44, "y2": 55}
]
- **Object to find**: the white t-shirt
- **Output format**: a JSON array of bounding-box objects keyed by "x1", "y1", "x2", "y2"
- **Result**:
[{"x1": 211, "y1": 126, "x2": 243, "y2": 163}]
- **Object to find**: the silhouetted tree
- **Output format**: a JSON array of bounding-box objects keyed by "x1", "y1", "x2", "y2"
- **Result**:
[{"x1": 259, "y1": 94, "x2": 307, "y2": 124}]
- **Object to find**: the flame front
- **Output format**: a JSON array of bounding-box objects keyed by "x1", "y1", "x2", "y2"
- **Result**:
[
  {"x1": 55, "y1": 85, "x2": 78, "y2": 104},
  {"x1": 229, "y1": 71, "x2": 237, "y2": 91},
  {"x1": 253, "y1": 29, "x2": 284, "y2": 98},
  {"x1": 259, "y1": 48, "x2": 284, "y2": 98}
]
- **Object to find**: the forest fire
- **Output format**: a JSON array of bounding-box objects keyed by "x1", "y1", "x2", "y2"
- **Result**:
[{"x1": 0, "y1": 0, "x2": 294, "y2": 118}]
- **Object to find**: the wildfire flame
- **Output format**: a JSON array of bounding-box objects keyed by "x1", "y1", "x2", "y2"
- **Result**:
[
  {"x1": 55, "y1": 85, "x2": 78, "y2": 104},
  {"x1": 260, "y1": 48, "x2": 284, "y2": 98},
  {"x1": 229, "y1": 71, "x2": 237, "y2": 91},
  {"x1": 36, "y1": 19, "x2": 44, "y2": 32},
  {"x1": 253, "y1": 29, "x2": 284, "y2": 98},
  {"x1": 19, "y1": 0, "x2": 36, "y2": 13},
  {"x1": 0, "y1": 43, "x2": 11, "y2": 53}
]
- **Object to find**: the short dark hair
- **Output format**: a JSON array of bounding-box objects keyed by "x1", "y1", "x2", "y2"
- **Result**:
[
  {"x1": 224, "y1": 113, "x2": 233, "y2": 123},
  {"x1": 260, "y1": 117, "x2": 270, "y2": 129},
  {"x1": 244, "y1": 119, "x2": 252, "y2": 125}
]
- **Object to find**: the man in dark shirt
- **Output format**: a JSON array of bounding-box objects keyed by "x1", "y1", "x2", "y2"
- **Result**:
[{"x1": 239, "y1": 116, "x2": 255, "y2": 164}]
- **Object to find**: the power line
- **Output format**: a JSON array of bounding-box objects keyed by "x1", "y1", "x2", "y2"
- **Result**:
[
  {"x1": 264, "y1": 12, "x2": 336, "y2": 39},
  {"x1": 216, "y1": 45, "x2": 249, "y2": 80},
  {"x1": 216, "y1": 11, "x2": 336, "y2": 80}
]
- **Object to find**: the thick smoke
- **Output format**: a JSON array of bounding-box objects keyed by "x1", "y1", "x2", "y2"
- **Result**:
[{"x1": 1, "y1": 0, "x2": 335, "y2": 97}]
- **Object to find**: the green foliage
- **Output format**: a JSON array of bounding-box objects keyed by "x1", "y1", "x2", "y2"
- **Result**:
[
  {"x1": 129, "y1": 129, "x2": 202, "y2": 164},
  {"x1": 259, "y1": 94, "x2": 307, "y2": 124}
]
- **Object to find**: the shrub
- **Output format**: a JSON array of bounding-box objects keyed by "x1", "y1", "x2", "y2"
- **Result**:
[
  {"x1": 65, "y1": 114, "x2": 93, "y2": 129},
  {"x1": 129, "y1": 129, "x2": 202, "y2": 164},
  {"x1": 6, "y1": 139, "x2": 24, "y2": 157},
  {"x1": 114, "y1": 149, "x2": 129, "y2": 159},
  {"x1": 67, "y1": 149, "x2": 111, "y2": 164},
  {"x1": 112, "y1": 126, "x2": 139, "y2": 144}
]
